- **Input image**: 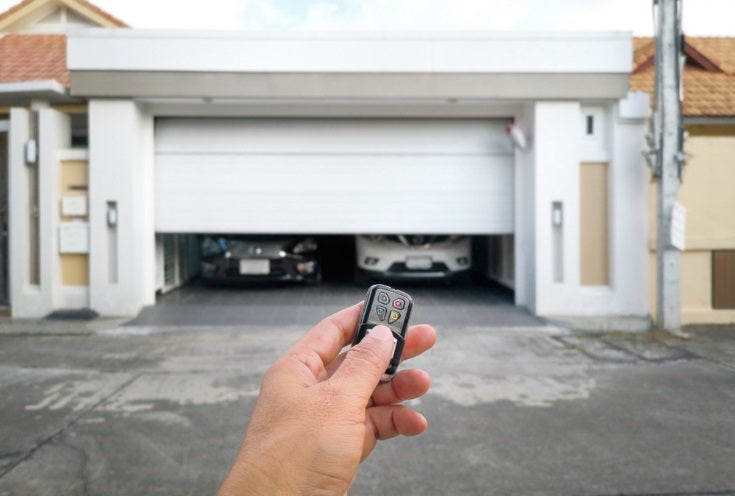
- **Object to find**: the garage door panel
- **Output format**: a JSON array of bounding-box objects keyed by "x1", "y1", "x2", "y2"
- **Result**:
[
  {"x1": 156, "y1": 154, "x2": 513, "y2": 234},
  {"x1": 155, "y1": 118, "x2": 514, "y2": 156},
  {"x1": 155, "y1": 118, "x2": 514, "y2": 234}
]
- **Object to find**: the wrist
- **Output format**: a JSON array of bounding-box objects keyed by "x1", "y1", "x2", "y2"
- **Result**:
[{"x1": 218, "y1": 456, "x2": 286, "y2": 496}]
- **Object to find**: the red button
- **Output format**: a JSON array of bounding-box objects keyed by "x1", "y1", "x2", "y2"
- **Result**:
[{"x1": 393, "y1": 298, "x2": 405, "y2": 310}]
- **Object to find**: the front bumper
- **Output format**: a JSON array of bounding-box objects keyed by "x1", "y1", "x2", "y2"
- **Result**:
[
  {"x1": 201, "y1": 256, "x2": 320, "y2": 283},
  {"x1": 357, "y1": 264, "x2": 470, "y2": 281}
]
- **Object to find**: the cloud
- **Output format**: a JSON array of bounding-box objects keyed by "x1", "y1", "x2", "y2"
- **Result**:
[
  {"x1": 88, "y1": 0, "x2": 247, "y2": 30},
  {"x1": 0, "y1": 0, "x2": 733, "y2": 34},
  {"x1": 230, "y1": 0, "x2": 652, "y2": 32}
]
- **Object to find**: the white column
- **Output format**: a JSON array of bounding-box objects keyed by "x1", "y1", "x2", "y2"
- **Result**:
[
  {"x1": 88, "y1": 100, "x2": 156, "y2": 316},
  {"x1": 513, "y1": 103, "x2": 537, "y2": 311},
  {"x1": 39, "y1": 109, "x2": 71, "y2": 312},
  {"x1": 609, "y1": 95, "x2": 650, "y2": 315},
  {"x1": 8, "y1": 108, "x2": 70, "y2": 317},
  {"x1": 8, "y1": 108, "x2": 38, "y2": 317},
  {"x1": 532, "y1": 102, "x2": 582, "y2": 316}
]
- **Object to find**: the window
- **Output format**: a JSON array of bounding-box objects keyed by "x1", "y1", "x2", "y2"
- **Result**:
[
  {"x1": 713, "y1": 250, "x2": 735, "y2": 309},
  {"x1": 585, "y1": 114, "x2": 595, "y2": 136},
  {"x1": 580, "y1": 106, "x2": 608, "y2": 162}
]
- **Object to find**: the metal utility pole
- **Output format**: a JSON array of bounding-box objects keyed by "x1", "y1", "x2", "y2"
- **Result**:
[{"x1": 650, "y1": 0, "x2": 685, "y2": 333}]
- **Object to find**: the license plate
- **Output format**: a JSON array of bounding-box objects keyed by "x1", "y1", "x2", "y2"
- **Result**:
[
  {"x1": 405, "y1": 256, "x2": 432, "y2": 270},
  {"x1": 239, "y1": 259, "x2": 270, "y2": 275}
]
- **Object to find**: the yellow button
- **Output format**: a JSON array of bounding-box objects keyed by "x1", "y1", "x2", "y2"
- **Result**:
[{"x1": 388, "y1": 310, "x2": 400, "y2": 324}]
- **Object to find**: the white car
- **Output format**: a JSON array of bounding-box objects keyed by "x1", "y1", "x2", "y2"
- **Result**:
[{"x1": 355, "y1": 235, "x2": 471, "y2": 281}]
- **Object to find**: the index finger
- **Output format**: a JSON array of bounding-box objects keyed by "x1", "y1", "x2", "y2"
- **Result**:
[{"x1": 288, "y1": 301, "x2": 363, "y2": 369}]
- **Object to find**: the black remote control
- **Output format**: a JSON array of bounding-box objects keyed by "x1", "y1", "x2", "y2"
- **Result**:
[{"x1": 352, "y1": 284, "x2": 414, "y2": 382}]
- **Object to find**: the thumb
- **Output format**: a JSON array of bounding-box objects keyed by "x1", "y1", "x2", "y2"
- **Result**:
[{"x1": 329, "y1": 325, "x2": 395, "y2": 402}]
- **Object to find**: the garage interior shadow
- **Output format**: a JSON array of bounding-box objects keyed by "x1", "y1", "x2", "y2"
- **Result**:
[{"x1": 128, "y1": 236, "x2": 544, "y2": 329}]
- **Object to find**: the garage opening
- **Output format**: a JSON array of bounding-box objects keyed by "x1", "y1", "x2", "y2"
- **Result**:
[
  {"x1": 137, "y1": 232, "x2": 532, "y2": 328},
  {"x1": 152, "y1": 117, "x2": 517, "y2": 299}
]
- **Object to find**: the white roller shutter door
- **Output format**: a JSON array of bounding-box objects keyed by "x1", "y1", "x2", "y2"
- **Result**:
[{"x1": 155, "y1": 118, "x2": 514, "y2": 234}]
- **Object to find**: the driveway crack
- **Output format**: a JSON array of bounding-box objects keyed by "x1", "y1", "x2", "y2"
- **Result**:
[{"x1": 0, "y1": 373, "x2": 142, "y2": 480}]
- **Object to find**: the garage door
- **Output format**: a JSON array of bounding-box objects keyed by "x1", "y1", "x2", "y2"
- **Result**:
[{"x1": 155, "y1": 118, "x2": 514, "y2": 234}]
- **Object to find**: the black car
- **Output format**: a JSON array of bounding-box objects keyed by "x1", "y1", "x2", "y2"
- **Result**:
[{"x1": 199, "y1": 235, "x2": 320, "y2": 283}]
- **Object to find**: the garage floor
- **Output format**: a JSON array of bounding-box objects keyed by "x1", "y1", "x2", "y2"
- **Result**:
[{"x1": 125, "y1": 279, "x2": 545, "y2": 329}]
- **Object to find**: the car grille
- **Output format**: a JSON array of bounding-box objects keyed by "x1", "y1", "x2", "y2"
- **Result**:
[
  {"x1": 387, "y1": 262, "x2": 451, "y2": 273},
  {"x1": 225, "y1": 258, "x2": 290, "y2": 278}
]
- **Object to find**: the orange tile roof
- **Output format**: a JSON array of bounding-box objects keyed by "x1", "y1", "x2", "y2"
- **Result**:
[
  {"x1": 630, "y1": 36, "x2": 735, "y2": 117},
  {"x1": 0, "y1": 34, "x2": 69, "y2": 86},
  {"x1": 0, "y1": 0, "x2": 128, "y2": 28}
]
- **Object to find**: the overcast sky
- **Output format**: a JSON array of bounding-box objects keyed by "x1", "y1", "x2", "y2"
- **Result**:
[{"x1": 2, "y1": 0, "x2": 734, "y2": 35}]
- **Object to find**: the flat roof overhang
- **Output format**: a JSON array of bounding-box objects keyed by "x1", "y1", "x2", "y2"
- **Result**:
[
  {"x1": 67, "y1": 29, "x2": 633, "y2": 101},
  {"x1": 0, "y1": 80, "x2": 79, "y2": 105}
]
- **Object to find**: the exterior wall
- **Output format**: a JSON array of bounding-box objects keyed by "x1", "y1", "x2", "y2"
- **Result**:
[
  {"x1": 533, "y1": 101, "x2": 582, "y2": 315},
  {"x1": 58, "y1": 152, "x2": 89, "y2": 308},
  {"x1": 88, "y1": 100, "x2": 156, "y2": 316},
  {"x1": 8, "y1": 107, "x2": 72, "y2": 317},
  {"x1": 0, "y1": 122, "x2": 8, "y2": 308},
  {"x1": 531, "y1": 95, "x2": 649, "y2": 318},
  {"x1": 649, "y1": 125, "x2": 735, "y2": 324}
]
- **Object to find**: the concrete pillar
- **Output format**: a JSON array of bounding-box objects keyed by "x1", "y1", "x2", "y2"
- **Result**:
[
  {"x1": 8, "y1": 108, "x2": 70, "y2": 317},
  {"x1": 532, "y1": 101, "x2": 582, "y2": 316},
  {"x1": 88, "y1": 100, "x2": 155, "y2": 317}
]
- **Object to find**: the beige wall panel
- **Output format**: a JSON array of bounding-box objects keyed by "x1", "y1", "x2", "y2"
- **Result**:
[
  {"x1": 650, "y1": 250, "x2": 712, "y2": 315},
  {"x1": 648, "y1": 126, "x2": 735, "y2": 324},
  {"x1": 580, "y1": 162, "x2": 609, "y2": 285},
  {"x1": 60, "y1": 160, "x2": 88, "y2": 222},
  {"x1": 649, "y1": 130, "x2": 735, "y2": 249},
  {"x1": 61, "y1": 254, "x2": 89, "y2": 286},
  {"x1": 681, "y1": 132, "x2": 735, "y2": 249},
  {"x1": 61, "y1": 160, "x2": 87, "y2": 190},
  {"x1": 60, "y1": 160, "x2": 89, "y2": 286},
  {"x1": 681, "y1": 250, "x2": 712, "y2": 311},
  {"x1": 649, "y1": 252, "x2": 656, "y2": 317}
]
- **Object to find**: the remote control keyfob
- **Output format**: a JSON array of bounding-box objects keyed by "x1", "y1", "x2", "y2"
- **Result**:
[{"x1": 353, "y1": 284, "x2": 413, "y2": 382}]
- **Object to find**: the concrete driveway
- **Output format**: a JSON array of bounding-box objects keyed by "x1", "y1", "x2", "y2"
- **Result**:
[
  {"x1": 126, "y1": 279, "x2": 544, "y2": 329},
  {"x1": 1, "y1": 295, "x2": 734, "y2": 495}
]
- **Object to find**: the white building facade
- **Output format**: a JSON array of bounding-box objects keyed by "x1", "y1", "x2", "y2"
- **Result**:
[{"x1": 6, "y1": 29, "x2": 651, "y2": 319}]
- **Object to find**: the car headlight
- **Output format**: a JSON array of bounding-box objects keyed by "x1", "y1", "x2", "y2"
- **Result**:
[
  {"x1": 292, "y1": 238, "x2": 318, "y2": 254},
  {"x1": 201, "y1": 261, "x2": 217, "y2": 273},
  {"x1": 296, "y1": 261, "x2": 317, "y2": 274}
]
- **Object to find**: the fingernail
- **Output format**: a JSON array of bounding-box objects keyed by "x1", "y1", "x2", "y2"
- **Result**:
[{"x1": 367, "y1": 325, "x2": 393, "y2": 343}]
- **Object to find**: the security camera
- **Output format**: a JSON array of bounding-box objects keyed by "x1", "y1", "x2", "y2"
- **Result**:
[{"x1": 505, "y1": 124, "x2": 527, "y2": 150}]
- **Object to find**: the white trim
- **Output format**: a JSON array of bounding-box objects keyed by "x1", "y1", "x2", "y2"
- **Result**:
[
  {"x1": 0, "y1": 80, "x2": 67, "y2": 95},
  {"x1": 69, "y1": 29, "x2": 634, "y2": 41},
  {"x1": 59, "y1": 286, "x2": 89, "y2": 309},
  {"x1": 68, "y1": 29, "x2": 632, "y2": 74},
  {"x1": 144, "y1": 100, "x2": 521, "y2": 119},
  {"x1": 58, "y1": 148, "x2": 89, "y2": 161}
]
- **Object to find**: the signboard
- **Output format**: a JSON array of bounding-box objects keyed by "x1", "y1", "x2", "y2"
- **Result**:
[
  {"x1": 671, "y1": 202, "x2": 686, "y2": 251},
  {"x1": 59, "y1": 222, "x2": 89, "y2": 254},
  {"x1": 61, "y1": 195, "x2": 88, "y2": 217}
]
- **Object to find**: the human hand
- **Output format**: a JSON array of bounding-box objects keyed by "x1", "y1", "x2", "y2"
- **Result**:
[{"x1": 218, "y1": 301, "x2": 436, "y2": 495}]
